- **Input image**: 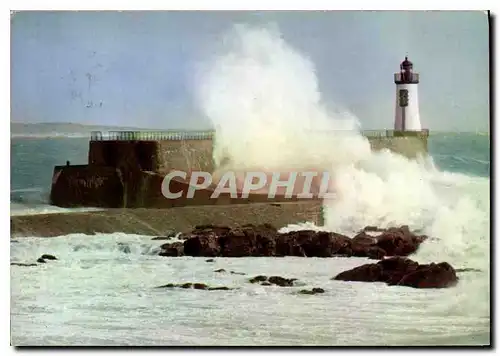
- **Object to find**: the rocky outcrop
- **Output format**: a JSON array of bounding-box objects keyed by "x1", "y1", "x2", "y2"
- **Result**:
[
  {"x1": 333, "y1": 257, "x2": 458, "y2": 289},
  {"x1": 298, "y1": 288, "x2": 325, "y2": 295},
  {"x1": 249, "y1": 275, "x2": 299, "y2": 287},
  {"x1": 36, "y1": 254, "x2": 58, "y2": 264},
  {"x1": 12, "y1": 254, "x2": 58, "y2": 267},
  {"x1": 155, "y1": 282, "x2": 235, "y2": 291},
  {"x1": 40, "y1": 254, "x2": 57, "y2": 260},
  {"x1": 158, "y1": 242, "x2": 184, "y2": 257},
  {"x1": 10, "y1": 263, "x2": 38, "y2": 267},
  {"x1": 158, "y1": 224, "x2": 427, "y2": 259}
]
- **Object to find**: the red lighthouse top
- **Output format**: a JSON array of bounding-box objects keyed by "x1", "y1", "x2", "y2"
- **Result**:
[{"x1": 395, "y1": 56, "x2": 419, "y2": 84}]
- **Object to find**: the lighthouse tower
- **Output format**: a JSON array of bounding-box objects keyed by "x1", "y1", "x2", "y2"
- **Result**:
[{"x1": 394, "y1": 56, "x2": 422, "y2": 131}]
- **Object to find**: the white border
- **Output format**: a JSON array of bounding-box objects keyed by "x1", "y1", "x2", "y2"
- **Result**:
[{"x1": 4, "y1": 1, "x2": 496, "y2": 354}]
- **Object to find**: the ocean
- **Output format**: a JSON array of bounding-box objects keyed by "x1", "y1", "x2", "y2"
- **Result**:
[{"x1": 10, "y1": 132, "x2": 491, "y2": 346}]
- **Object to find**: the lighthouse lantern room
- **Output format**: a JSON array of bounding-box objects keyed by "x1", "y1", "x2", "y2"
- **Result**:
[{"x1": 394, "y1": 56, "x2": 422, "y2": 131}]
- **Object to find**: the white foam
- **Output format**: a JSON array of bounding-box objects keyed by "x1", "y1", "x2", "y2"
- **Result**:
[{"x1": 10, "y1": 233, "x2": 489, "y2": 346}]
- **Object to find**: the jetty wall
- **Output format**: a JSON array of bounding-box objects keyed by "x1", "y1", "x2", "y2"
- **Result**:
[
  {"x1": 50, "y1": 165, "x2": 124, "y2": 208},
  {"x1": 11, "y1": 201, "x2": 324, "y2": 238},
  {"x1": 49, "y1": 129, "x2": 429, "y2": 209},
  {"x1": 366, "y1": 132, "x2": 428, "y2": 159}
]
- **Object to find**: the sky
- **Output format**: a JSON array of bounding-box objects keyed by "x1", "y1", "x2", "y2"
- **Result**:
[{"x1": 11, "y1": 11, "x2": 489, "y2": 132}]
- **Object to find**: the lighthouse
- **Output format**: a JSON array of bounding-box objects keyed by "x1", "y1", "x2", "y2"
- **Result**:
[{"x1": 394, "y1": 56, "x2": 422, "y2": 131}]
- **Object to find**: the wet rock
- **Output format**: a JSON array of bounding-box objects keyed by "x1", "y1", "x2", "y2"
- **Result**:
[
  {"x1": 397, "y1": 262, "x2": 458, "y2": 288},
  {"x1": 352, "y1": 232, "x2": 378, "y2": 246},
  {"x1": 184, "y1": 231, "x2": 220, "y2": 257},
  {"x1": 40, "y1": 254, "x2": 57, "y2": 260},
  {"x1": 249, "y1": 275, "x2": 268, "y2": 283},
  {"x1": 178, "y1": 224, "x2": 426, "y2": 259},
  {"x1": 10, "y1": 262, "x2": 38, "y2": 267},
  {"x1": 219, "y1": 224, "x2": 277, "y2": 257},
  {"x1": 214, "y1": 268, "x2": 226, "y2": 273},
  {"x1": 333, "y1": 257, "x2": 458, "y2": 289},
  {"x1": 268, "y1": 276, "x2": 297, "y2": 287},
  {"x1": 205, "y1": 259, "x2": 215, "y2": 263},
  {"x1": 456, "y1": 268, "x2": 482, "y2": 273},
  {"x1": 156, "y1": 283, "x2": 176, "y2": 288},
  {"x1": 155, "y1": 282, "x2": 231, "y2": 291},
  {"x1": 374, "y1": 226, "x2": 427, "y2": 257},
  {"x1": 299, "y1": 288, "x2": 325, "y2": 295},
  {"x1": 193, "y1": 283, "x2": 208, "y2": 290},
  {"x1": 36, "y1": 258, "x2": 46, "y2": 263},
  {"x1": 158, "y1": 242, "x2": 184, "y2": 257},
  {"x1": 208, "y1": 286, "x2": 232, "y2": 291},
  {"x1": 275, "y1": 230, "x2": 352, "y2": 257}
]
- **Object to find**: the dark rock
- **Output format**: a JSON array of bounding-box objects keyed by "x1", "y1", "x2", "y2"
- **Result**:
[
  {"x1": 333, "y1": 257, "x2": 458, "y2": 289},
  {"x1": 275, "y1": 230, "x2": 352, "y2": 257},
  {"x1": 184, "y1": 232, "x2": 220, "y2": 257},
  {"x1": 172, "y1": 224, "x2": 426, "y2": 259},
  {"x1": 299, "y1": 288, "x2": 325, "y2": 295},
  {"x1": 334, "y1": 263, "x2": 384, "y2": 283},
  {"x1": 158, "y1": 242, "x2": 184, "y2": 257},
  {"x1": 260, "y1": 282, "x2": 272, "y2": 286},
  {"x1": 456, "y1": 268, "x2": 482, "y2": 273},
  {"x1": 268, "y1": 276, "x2": 297, "y2": 287},
  {"x1": 208, "y1": 286, "x2": 232, "y2": 291},
  {"x1": 11, "y1": 262, "x2": 38, "y2": 267},
  {"x1": 397, "y1": 262, "x2": 458, "y2": 288},
  {"x1": 156, "y1": 283, "x2": 176, "y2": 288},
  {"x1": 230, "y1": 271, "x2": 246, "y2": 275},
  {"x1": 156, "y1": 282, "x2": 230, "y2": 290},
  {"x1": 205, "y1": 259, "x2": 215, "y2": 262},
  {"x1": 220, "y1": 225, "x2": 277, "y2": 257},
  {"x1": 365, "y1": 246, "x2": 387, "y2": 260},
  {"x1": 312, "y1": 288, "x2": 325, "y2": 293},
  {"x1": 11, "y1": 240, "x2": 19, "y2": 243},
  {"x1": 249, "y1": 275, "x2": 268, "y2": 283},
  {"x1": 193, "y1": 283, "x2": 208, "y2": 290},
  {"x1": 352, "y1": 231, "x2": 377, "y2": 245},
  {"x1": 36, "y1": 258, "x2": 46, "y2": 263},
  {"x1": 374, "y1": 226, "x2": 427, "y2": 257},
  {"x1": 214, "y1": 268, "x2": 226, "y2": 273},
  {"x1": 40, "y1": 254, "x2": 57, "y2": 260}
]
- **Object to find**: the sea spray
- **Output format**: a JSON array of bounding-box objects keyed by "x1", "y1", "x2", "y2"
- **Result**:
[
  {"x1": 195, "y1": 23, "x2": 370, "y2": 174},
  {"x1": 194, "y1": 24, "x2": 489, "y2": 289}
]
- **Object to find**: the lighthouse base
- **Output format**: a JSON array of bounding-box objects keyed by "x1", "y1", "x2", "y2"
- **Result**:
[{"x1": 365, "y1": 129, "x2": 429, "y2": 159}]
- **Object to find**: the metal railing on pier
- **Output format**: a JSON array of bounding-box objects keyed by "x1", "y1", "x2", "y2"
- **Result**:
[
  {"x1": 90, "y1": 130, "x2": 215, "y2": 141},
  {"x1": 89, "y1": 129, "x2": 429, "y2": 141}
]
